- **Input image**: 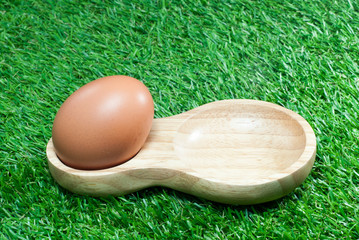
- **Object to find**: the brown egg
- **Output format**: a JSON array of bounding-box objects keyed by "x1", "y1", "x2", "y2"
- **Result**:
[{"x1": 52, "y1": 75, "x2": 154, "y2": 170}]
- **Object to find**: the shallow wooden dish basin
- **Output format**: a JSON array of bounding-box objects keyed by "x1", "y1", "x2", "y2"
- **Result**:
[{"x1": 47, "y1": 99, "x2": 316, "y2": 205}]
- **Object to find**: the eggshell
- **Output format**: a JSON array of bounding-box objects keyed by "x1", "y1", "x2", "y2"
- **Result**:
[{"x1": 52, "y1": 75, "x2": 154, "y2": 170}]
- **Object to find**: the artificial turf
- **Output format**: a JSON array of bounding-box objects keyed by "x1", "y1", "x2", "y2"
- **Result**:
[{"x1": 0, "y1": 0, "x2": 358, "y2": 238}]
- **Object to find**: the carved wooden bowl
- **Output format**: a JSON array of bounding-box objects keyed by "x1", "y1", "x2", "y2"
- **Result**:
[{"x1": 47, "y1": 99, "x2": 316, "y2": 204}]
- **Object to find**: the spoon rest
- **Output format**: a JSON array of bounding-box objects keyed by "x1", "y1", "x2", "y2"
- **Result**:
[{"x1": 46, "y1": 99, "x2": 316, "y2": 205}]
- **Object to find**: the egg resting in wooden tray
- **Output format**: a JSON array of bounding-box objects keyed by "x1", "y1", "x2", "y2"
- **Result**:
[{"x1": 47, "y1": 76, "x2": 316, "y2": 205}]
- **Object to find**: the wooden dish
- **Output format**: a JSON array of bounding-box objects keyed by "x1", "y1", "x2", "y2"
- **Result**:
[{"x1": 46, "y1": 99, "x2": 316, "y2": 205}]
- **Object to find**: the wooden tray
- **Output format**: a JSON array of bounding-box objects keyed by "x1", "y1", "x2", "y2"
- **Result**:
[{"x1": 46, "y1": 99, "x2": 316, "y2": 204}]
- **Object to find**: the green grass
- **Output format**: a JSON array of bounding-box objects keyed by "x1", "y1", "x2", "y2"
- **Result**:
[{"x1": 1, "y1": 0, "x2": 358, "y2": 238}]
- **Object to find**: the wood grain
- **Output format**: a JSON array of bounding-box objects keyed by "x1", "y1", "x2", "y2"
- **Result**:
[{"x1": 46, "y1": 99, "x2": 316, "y2": 204}]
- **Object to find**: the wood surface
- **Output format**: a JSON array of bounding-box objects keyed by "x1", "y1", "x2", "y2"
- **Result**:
[{"x1": 46, "y1": 99, "x2": 316, "y2": 205}]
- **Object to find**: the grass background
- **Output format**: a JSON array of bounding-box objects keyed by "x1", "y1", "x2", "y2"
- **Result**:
[{"x1": 1, "y1": 0, "x2": 358, "y2": 238}]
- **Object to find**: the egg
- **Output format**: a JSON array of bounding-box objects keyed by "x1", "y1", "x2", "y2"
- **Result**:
[{"x1": 52, "y1": 75, "x2": 154, "y2": 170}]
